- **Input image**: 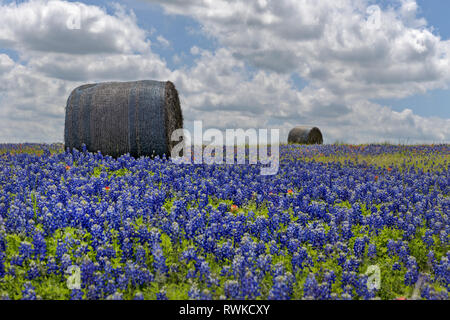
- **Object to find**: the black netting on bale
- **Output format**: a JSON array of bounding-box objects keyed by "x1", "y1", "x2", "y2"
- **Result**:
[
  {"x1": 64, "y1": 80, "x2": 183, "y2": 158},
  {"x1": 288, "y1": 126, "x2": 323, "y2": 145}
]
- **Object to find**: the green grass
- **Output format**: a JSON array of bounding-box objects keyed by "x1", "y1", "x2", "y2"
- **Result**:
[{"x1": 303, "y1": 150, "x2": 449, "y2": 172}]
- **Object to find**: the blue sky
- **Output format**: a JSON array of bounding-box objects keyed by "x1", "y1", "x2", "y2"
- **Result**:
[
  {"x1": 0, "y1": 0, "x2": 448, "y2": 143},
  {"x1": 73, "y1": 0, "x2": 450, "y2": 118},
  {"x1": 165, "y1": 0, "x2": 444, "y2": 120},
  {"x1": 75, "y1": 0, "x2": 219, "y2": 69},
  {"x1": 380, "y1": 0, "x2": 450, "y2": 118},
  {"x1": 417, "y1": 0, "x2": 450, "y2": 39}
]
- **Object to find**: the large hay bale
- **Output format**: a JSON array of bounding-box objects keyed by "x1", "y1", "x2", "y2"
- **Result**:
[
  {"x1": 288, "y1": 126, "x2": 323, "y2": 145},
  {"x1": 64, "y1": 80, "x2": 183, "y2": 158}
]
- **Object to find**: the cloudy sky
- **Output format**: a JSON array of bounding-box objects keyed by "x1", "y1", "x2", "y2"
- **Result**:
[{"x1": 0, "y1": 0, "x2": 449, "y2": 144}]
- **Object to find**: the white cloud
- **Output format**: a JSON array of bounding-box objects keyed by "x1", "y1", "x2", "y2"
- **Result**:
[
  {"x1": 170, "y1": 47, "x2": 449, "y2": 143},
  {"x1": 0, "y1": 0, "x2": 171, "y2": 143},
  {"x1": 26, "y1": 52, "x2": 171, "y2": 82},
  {"x1": 147, "y1": 0, "x2": 450, "y2": 143},
  {"x1": 156, "y1": 35, "x2": 171, "y2": 48},
  {"x1": 0, "y1": 54, "x2": 15, "y2": 73},
  {"x1": 0, "y1": 0, "x2": 448, "y2": 144},
  {"x1": 0, "y1": 58, "x2": 71, "y2": 142},
  {"x1": 0, "y1": 0, "x2": 150, "y2": 54}
]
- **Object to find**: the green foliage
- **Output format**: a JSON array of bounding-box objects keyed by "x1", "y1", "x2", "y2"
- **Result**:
[
  {"x1": 1, "y1": 144, "x2": 448, "y2": 300},
  {"x1": 92, "y1": 165, "x2": 132, "y2": 178}
]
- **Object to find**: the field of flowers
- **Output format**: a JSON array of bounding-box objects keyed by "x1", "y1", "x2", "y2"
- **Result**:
[{"x1": 0, "y1": 143, "x2": 448, "y2": 300}]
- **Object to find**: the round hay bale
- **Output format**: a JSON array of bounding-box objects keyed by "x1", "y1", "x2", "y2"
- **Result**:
[
  {"x1": 288, "y1": 126, "x2": 323, "y2": 145},
  {"x1": 64, "y1": 80, "x2": 183, "y2": 158}
]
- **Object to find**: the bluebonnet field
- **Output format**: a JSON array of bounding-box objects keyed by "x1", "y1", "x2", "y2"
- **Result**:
[{"x1": 0, "y1": 143, "x2": 448, "y2": 300}]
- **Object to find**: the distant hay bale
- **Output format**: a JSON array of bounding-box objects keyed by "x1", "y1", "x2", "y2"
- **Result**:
[
  {"x1": 64, "y1": 80, "x2": 183, "y2": 158},
  {"x1": 288, "y1": 126, "x2": 323, "y2": 145}
]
